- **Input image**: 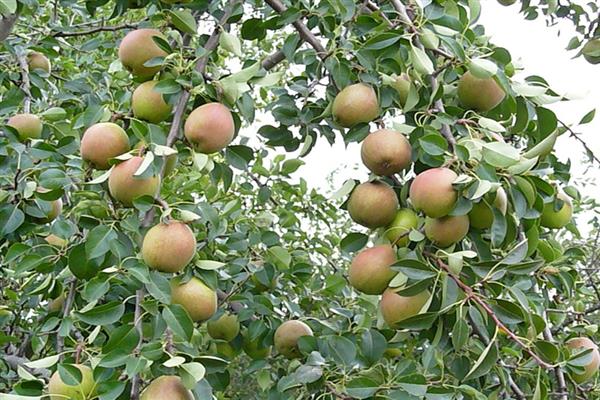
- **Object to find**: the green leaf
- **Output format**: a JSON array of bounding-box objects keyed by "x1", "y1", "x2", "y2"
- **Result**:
[
  {"x1": 168, "y1": 9, "x2": 197, "y2": 34},
  {"x1": 326, "y1": 335, "x2": 357, "y2": 365},
  {"x1": 103, "y1": 325, "x2": 139, "y2": 354},
  {"x1": 579, "y1": 109, "x2": 595, "y2": 125},
  {"x1": 411, "y1": 45, "x2": 434, "y2": 75},
  {"x1": 469, "y1": 58, "x2": 497, "y2": 79},
  {"x1": 345, "y1": 377, "x2": 378, "y2": 399},
  {"x1": 267, "y1": 246, "x2": 291, "y2": 269},
  {"x1": 392, "y1": 259, "x2": 436, "y2": 280},
  {"x1": 196, "y1": 260, "x2": 226, "y2": 270},
  {"x1": 163, "y1": 304, "x2": 194, "y2": 342},
  {"x1": 359, "y1": 329, "x2": 387, "y2": 365},
  {"x1": 464, "y1": 335, "x2": 498, "y2": 381},
  {"x1": 0, "y1": 0, "x2": 16, "y2": 15},
  {"x1": 340, "y1": 232, "x2": 368, "y2": 253},
  {"x1": 452, "y1": 319, "x2": 469, "y2": 351},
  {"x1": 58, "y1": 364, "x2": 82, "y2": 386},
  {"x1": 85, "y1": 225, "x2": 117, "y2": 260},
  {"x1": 481, "y1": 142, "x2": 520, "y2": 168},
  {"x1": 362, "y1": 33, "x2": 402, "y2": 50},
  {"x1": 75, "y1": 301, "x2": 125, "y2": 326},
  {"x1": 419, "y1": 133, "x2": 448, "y2": 156},
  {"x1": 220, "y1": 31, "x2": 242, "y2": 56},
  {"x1": 281, "y1": 159, "x2": 304, "y2": 175},
  {"x1": 0, "y1": 205, "x2": 24, "y2": 235}
]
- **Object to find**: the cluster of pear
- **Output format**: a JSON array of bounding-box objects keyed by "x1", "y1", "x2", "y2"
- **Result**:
[{"x1": 333, "y1": 74, "x2": 572, "y2": 329}]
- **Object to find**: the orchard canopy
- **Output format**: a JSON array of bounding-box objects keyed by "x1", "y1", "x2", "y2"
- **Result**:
[{"x1": 2, "y1": 0, "x2": 600, "y2": 399}]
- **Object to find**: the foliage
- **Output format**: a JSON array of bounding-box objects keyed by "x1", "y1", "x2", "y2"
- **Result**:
[{"x1": 0, "y1": 0, "x2": 600, "y2": 399}]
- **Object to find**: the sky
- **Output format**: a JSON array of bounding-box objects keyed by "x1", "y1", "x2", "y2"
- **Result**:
[{"x1": 287, "y1": 1, "x2": 600, "y2": 201}]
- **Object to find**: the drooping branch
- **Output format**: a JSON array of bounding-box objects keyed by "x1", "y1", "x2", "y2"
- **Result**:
[
  {"x1": 388, "y1": 0, "x2": 456, "y2": 151},
  {"x1": 428, "y1": 255, "x2": 553, "y2": 369}
]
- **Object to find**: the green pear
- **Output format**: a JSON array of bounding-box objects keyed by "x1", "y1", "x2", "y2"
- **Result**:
[
  {"x1": 207, "y1": 312, "x2": 240, "y2": 342},
  {"x1": 457, "y1": 71, "x2": 505, "y2": 112},
  {"x1": 425, "y1": 215, "x2": 470, "y2": 247},
  {"x1": 347, "y1": 181, "x2": 398, "y2": 229},
  {"x1": 332, "y1": 83, "x2": 379, "y2": 127},
  {"x1": 142, "y1": 221, "x2": 196, "y2": 273},
  {"x1": 7, "y1": 113, "x2": 42, "y2": 141},
  {"x1": 540, "y1": 192, "x2": 572, "y2": 229},
  {"x1": 47, "y1": 364, "x2": 96, "y2": 400},
  {"x1": 140, "y1": 376, "x2": 193, "y2": 400},
  {"x1": 566, "y1": 337, "x2": 600, "y2": 383},
  {"x1": 274, "y1": 320, "x2": 313, "y2": 359},
  {"x1": 27, "y1": 51, "x2": 51, "y2": 73},
  {"x1": 468, "y1": 187, "x2": 507, "y2": 229},
  {"x1": 360, "y1": 129, "x2": 412, "y2": 176},
  {"x1": 170, "y1": 277, "x2": 217, "y2": 322},
  {"x1": 380, "y1": 288, "x2": 429, "y2": 328},
  {"x1": 385, "y1": 208, "x2": 419, "y2": 246},
  {"x1": 118, "y1": 29, "x2": 168, "y2": 79},
  {"x1": 132, "y1": 81, "x2": 173, "y2": 123}
]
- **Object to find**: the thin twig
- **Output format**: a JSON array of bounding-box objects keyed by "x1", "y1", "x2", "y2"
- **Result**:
[
  {"x1": 16, "y1": 51, "x2": 32, "y2": 114},
  {"x1": 558, "y1": 119, "x2": 600, "y2": 165},
  {"x1": 130, "y1": 288, "x2": 145, "y2": 400},
  {"x1": 56, "y1": 279, "x2": 77, "y2": 360},
  {"x1": 428, "y1": 254, "x2": 553, "y2": 369},
  {"x1": 543, "y1": 317, "x2": 569, "y2": 400},
  {"x1": 52, "y1": 23, "x2": 138, "y2": 37}
]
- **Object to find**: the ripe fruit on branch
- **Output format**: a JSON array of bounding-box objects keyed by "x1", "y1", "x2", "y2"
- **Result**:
[
  {"x1": 47, "y1": 364, "x2": 96, "y2": 400},
  {"x1": 170, "y1": 277, "x2": 217, "y2": 322},
  {"x1": 582, "y1": 39, "x2": 600, "y2": 64},
  {"x1": 380, "y1": 288, "x2": 429, "y2": 328},
  {"x1": 208, "y1": 312, "x2": 240, "y2": 342},
  {"x1": 274, "y1": 320, "x2": 313, "y2": 359},
  {"x1": 118, "y1": 29, "x2": 168, "y2": 79},
  {"x1": 142, "y1": 221, "x2": 196, "y2": 273},
  {"x1": 347, "y1": 181, "x2": 398, "y2": 229},
  {"x1": 332, "y1": 83, "x2": 379, "y2": 127},
  {"x1": 468, "y1": 187, "x2": 508, "y2": 229},
  {"x1": 140, "y1": 376, "x2": 193, "y2": 400},
  {"x1": 348, "y1": 245, "x2": 397, "y2": 295},
  {"x1": 132, "y1": 81, "x2": 173, "y2": 123},
  {"x1": 457, "y1": 71, "x2": 505, "y2": 112},
  {"x1": 361, "y1": 129, "x2": 412, "y2": 176},
  {"x1": 409, "y1": 167, "x2": 458, "y2": 218},
  {"x1": 184, "y1": 102, "x2": 235, "y2": 153},
  {"x1": 80, "y1": 122, "x2": 130, "y2": 170},
  {"x1": 385, "y1": 209, "x2": 418, "y2": 246},
  {"x1": 108, "y1": 156, "x2": 160, "y2": 206},
  {"x1": 8, "y1": 113, "x2": 42, "y2": 141},
  {"x1": 27, "y1": 51, "x2": 51, "y2": 73},
  {"x1": 540, "y1": 192, "x2": 572, "y2": 229},
  {"x1": 566, "y1": 337, "x2": 600, "y2": 383},
  {"x1": 425, "y1": 215, "x2": 470, "y2": 247}
]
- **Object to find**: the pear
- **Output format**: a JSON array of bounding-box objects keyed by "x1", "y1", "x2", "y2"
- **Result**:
[
  {"x1": 132, "y1": 81, "x2": 172, "y2": 123},
  {"x1": 274, "y1": 320, "x2": 313, "y2": 359},
  {"x1": 27, "y1": 51, "x2": 51, "y2": 73},
  {"x1": 170, "y1": 277, "x2": 217, "y2": 322},
  {"x1": 347, "y1": 181, "x2": 398, "y2": 229},
  {"x1": 184, "y1": 102, "x2": 235, "y2": 153},
  {"x1": 140, "y1": 376, "x2": 193, "y2": 400},
  {"x1": 7, "y1": 113, "x2": 42, "y2": 141},
  {"x1": 47, "y1": 364, "x2": 96, "y2": 400},
  {"x1": 207, "y1": 312, "x2": 240, "y2": 342},
  {"x1": 108, "y1": 156, "x2": 160, "y2": 206},
  {"x1": 332, "y1": 83, "x2": 379, "y2": 127},
  {"x1": 142, "y1": 221, "x2": 196, "y2": 273},
  {"x1": 380, "y1": 288, "x2": 429, "y2": 328},
  {"x1": 457, "y1": 71, "x2": 505, "y2": 112},
  {"x1": 80, "y1": 122, "x2": 130, "y2": 170},
  {"x1": 425, "y1": 215, "x2": 470, "y2": 247},
  {"x1": 409, "y1": 168, "x2": 458, "y2": 218},
  {"x1": 348, "y1": 245, "x2": 397, "y2": 295},
  {"x1": 118, "y1": 29, "x2": 168, "y2": 79},
  {"x1": 566, "y1": 337, "x2": 600, "y2": 383},
  {"x1": 360, "y1": 129, "x2": 412, "y2": 176}
]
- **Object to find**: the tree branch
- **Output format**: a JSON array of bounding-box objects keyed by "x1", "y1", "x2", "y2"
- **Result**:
[
  {"x1": 56, "y1": 279, "x2": 77, "y2": 359},
  {"x1": 558, "y1": 119, "x2": 600, "y2": 165},
  {"x1": 262, "y1": 49, "x2": 286, "y2": 71},
  {"x1": 130, "y1": 288, "x2": 145, "y2": 400},
  {"x1": 388, "y1": 0, "x2": 455, "y2": 151},
  {"x1": 52, "y1": 23, "x2": 138, "y2": 37},
  {"x1": 16, "y1": 50, "x2": 31, "y2": 114},
  {"x1": 264, "y1": 0, "x2": 329, "y2": 60},
  {"x1": 428, "y1": 255, "x2": 553, "y2": 369},
  {"x1": 0, "y1": 14, "x2": 18, "y2": 42},
  {"x1": 543, "y1": 318, "x2": 569, "y2": 400}
]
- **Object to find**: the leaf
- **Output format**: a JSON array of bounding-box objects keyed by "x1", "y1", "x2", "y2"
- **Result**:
[
  {"x1": 464, "y1": 334, "x2": 498, "y2": 380},
  {"x1": 359, "y1": 329, "x2": 387, "y2": 365},
  {"x1": 469, "y1": 58, "x2": 497, "y2": 79},
  {"x1": 219, "y1": 31, "x2": 242, "y2": 56},
  {"x1": 392, "y1": 259, "x2": 436, "y2": 280},
  {"x1": 0, "y1": 205, "x2": 24, "y2": 235},
  {"x1": 468, "y1": 0, "x2": 481, "y2": 23},
  {"x1": 419, "y1": 133, "x2": 448, "y2": 156},
  {"x1": 326, "y1": 335, "x2": 357, "y2": 365},
  {"x1": 85, "y1": 225, "x2": 117, "y2": 260},
  {"x1": 58, "y1": 364, "x2": 82, "y2": 386},
  {"x1": 75, "y1": 301, "x2": 125, "y2": 325},
  {"x1": 345, "y1": 377, "x2": 378, "y2": 399},
  {"x1": 267, "y1": 246, "x2": 291, "y2": 269},
  {"x1": 0, "y1": 0, "x2": 16, "y2": 15},
  {"x1": 196, "y1": 260, "x2": 225, "y2": 270},
  {"x1": 481, "y1": 142, "x2": 520, "y2": 168},
  {"x1": 362, "y1": 33, "x2": 402, "y2": 50},
  {"x1": 169, "y1": 9, "x2": 197, "y2": 34},
  {"x1": 24, "y1": 354, "x2": 60, "y2": 369},
  {"x1": 86, "y1": 167, "x2": 113, "y2": 185},
  {"x1": 479, "y1": 117, "x2": 505, "y2": 132},
  {"x1": 579, "y1": 109, "x2": 595, "y2": 125},
  {"x1": 134, "y1": 151, "x2": 154, "y2": 176},
  {"x1": 179, "y1": 362, "x2": 206, "y2": 388},
  {"x1": 411, "y1": 45, "x2": 434, "y2": 75},
  {"x1": 331, "y1": 179, "x2": 356, "y2": 200},
  {"x1": 163, "y1": 304, "x2": 194, "y2": 342},
  {"x1": 163, "y1": 356, "x2": 186, "y2": 367},
  {"x1": 452, "y1": 319, "x2": 469, "y2": 351},
  {"x1": 339, "y1": 232, "x2": 368, "y2": 253}
]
